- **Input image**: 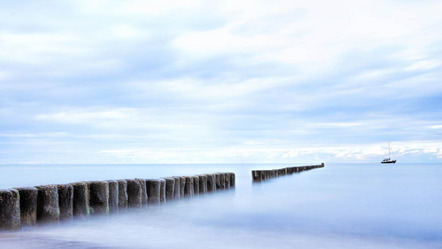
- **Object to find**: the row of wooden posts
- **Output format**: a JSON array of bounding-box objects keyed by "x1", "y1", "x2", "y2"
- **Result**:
[
  {"x1": 0, "y1": 172, "x2": 235, "y2": 231},
  {"x1": 252, "y1": 163, "x2": 325, "y2": 182}
]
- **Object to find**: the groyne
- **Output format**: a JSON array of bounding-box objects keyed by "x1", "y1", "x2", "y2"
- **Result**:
[
  {"x1": 252, "y1": 163, "x2": 325, "y2": 182},
  {"x1": 0, "y1": 172, "x2": 235, "y2": 231}
]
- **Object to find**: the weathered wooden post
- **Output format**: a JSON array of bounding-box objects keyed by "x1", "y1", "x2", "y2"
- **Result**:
[
  {"x1": 15, "y1": 187, "x2": 38, "y2": 226},
  {"x1": 36, "y1": 185, "x2": 60, "y2": 224},
  {"x1": 251, "y1": 170, "x2": 259, "y2": 182},
  {"x1": 107, "y1": 180, "x2": 119, "y2": 214},
  {"x1": 179, "y1": 177, "x2": 186, "y2": 198},
  {"x1": 206, "y1": 174, "x2": 216, "y2": 192},
  {"x1": 57, "y1": 184, "x2": 73, "y2": 221},
  {"x1": 260, "y1": 170, "x2": 266, "y2": 180},
  {"x1": 193, "y1": 176, "x2": 199, "y2": 196},
  {"x1": 172, "y1": 177, "x2": 181, "y2": 200},
  {"x1": 116, "y1": 180, "x2": 128, "y2": 211},
  {"x1": 198, "y1": 174, "x2": 207, "y2": 194},
  {"x1": 230, "y1": 173, "x2": 235, "y2": 187},
  {"x1": 219, "y1": 173, "x2": 226, "y2": 190},
  {"x1": 88, "y1": 181, "x2": 109, "y2": 215},
  {"x1": 146, "y1": 179, "x2": 161, "y2": 205},
  {"x1": 215, "y1": 173, "x2": 221, "y2": 190},
  {"x1": 184, "y1": 176, "x2": 194, "y2": 197},
  {"x1": 159, "y1": 179, "x2": 166, "y2": 203},
  {"x1": 71, "y1": 182, "x2": 90, "y2": 218},
  {"x1": 126, "y1": 179, "x2": 142, "y2": 208},
  {"x1": 135, "y1": 178, "x2": 148, "y2": 206},
  {"x1": 224, "y1": 173, "x2": 231, "y2": 189},
  {"x1": 163, "y1": 178, "x2": 175, "y2": 201},
  {"x1": 0, "y1": 189, "x2": 21, "y2": 231}
]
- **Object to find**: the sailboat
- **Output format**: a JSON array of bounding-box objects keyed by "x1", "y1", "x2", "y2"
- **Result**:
[{"x1": 381, "y1": 142, "x2": 396, "y2": 164}]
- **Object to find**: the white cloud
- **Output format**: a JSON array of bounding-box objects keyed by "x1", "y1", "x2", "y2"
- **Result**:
[
  {"x1": 1, "y1": 0, "x2": 442, "y2": 163},
  {"x1": 72, "y1": 0, "x2": 204, "y2": 16},
  {"x1": 0, "y1": 31, "x2": 88, "y2": 64},
  {"x1": 0, "y1": 132, "x2": 69, "y2": 138},
  {"x1": 92, "y1": 140, "x2": 442, "y2": 164},
  {"x1": 405, "y1": 59, "x2": 441, "y2": 71},
  {"x1": 110, "y1": 25, "x2": 149, "y2": 39},
  {"x1": 427, "y1": 125, "x2": 442, "y2": 130},
  {"x1": 36, "y1": 109, "x2": 132, "y2": 124}
]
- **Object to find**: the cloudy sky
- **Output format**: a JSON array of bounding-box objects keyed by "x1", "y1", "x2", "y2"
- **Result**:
[{"x1": 1, "y1": 0, "x2": 441, "y2": 164}]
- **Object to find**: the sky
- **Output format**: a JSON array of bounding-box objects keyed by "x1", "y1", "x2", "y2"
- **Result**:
[{"x1": 1, "y1": 0, "x2": 442, "y2": 164}]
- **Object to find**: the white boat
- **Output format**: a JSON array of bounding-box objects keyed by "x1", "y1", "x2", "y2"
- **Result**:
[{"x1": 381, "y1": 142, "x2": 396, "y2": 164}]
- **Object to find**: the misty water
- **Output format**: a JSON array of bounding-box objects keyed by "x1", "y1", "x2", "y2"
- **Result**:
[{"x1": 0, "y1": 163, "x2": 441, "y2": 249}]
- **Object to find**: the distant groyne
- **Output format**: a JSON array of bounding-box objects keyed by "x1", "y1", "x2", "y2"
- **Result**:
[
  {"x1": 0, "y1": 172, "x2": 235, "y2": 231},
  {"x1": 252, "y1": 163, "x2": 324, "y2": 182}
]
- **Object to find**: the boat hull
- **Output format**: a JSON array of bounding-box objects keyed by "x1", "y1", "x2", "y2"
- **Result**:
[{"x1": 381, "y1": 160, "x2": 396, "y2": 164}]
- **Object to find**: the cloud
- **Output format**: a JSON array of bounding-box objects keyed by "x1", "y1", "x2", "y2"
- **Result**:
[{"x1": 0, "y1": 0, "x2": 442, "y2": 163}]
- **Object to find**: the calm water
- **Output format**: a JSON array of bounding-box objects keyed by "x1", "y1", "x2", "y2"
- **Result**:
[{"x1": 0, "y1": 163, "x2": 441, "y2": 249}]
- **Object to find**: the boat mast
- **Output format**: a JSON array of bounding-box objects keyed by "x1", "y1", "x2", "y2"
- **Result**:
[{"x1": 388, "y1": 142, "x2": 391, "y2": 159}]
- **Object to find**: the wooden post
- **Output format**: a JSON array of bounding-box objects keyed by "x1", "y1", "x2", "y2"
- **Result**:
[
  {"x1": 107, "y1": 180, "x2": 119, "y2": 214},
  {"x1": 135, "y1": 178, "x2": 148, "y2": 206},
  {"x1": 184, "y1": 176, "x2": 194, "y2": 197},
  {"x1": 36, "y1": 185, "x2": 60, "y2": 224},
  {"x1": 15, "y1": 187, "x2": 38, "y2": 226},
  {"x1": 193, "y1": 176, "x2": 199, "y2": 196},
  {"x1": 88, "y1": 181, "x2": 109, "y2": 215},
  {"x1": 215, "y1": 174, "x2": 221, "y2": 190},
  {"x1": 163, "y1": 178, "x2": 175, "y2": 201},
  {"x1": 230, "y1": 173, "x2": 235, "y2": 188},
  {"x1": 71, "y1": 182, "x2": 90, "y2": 218},
  {"x1": 206, "y1": 174, "x2": 216, "y2": 192},
  {"x1": 219, "y1": 173, "x2": 225, "y2": 190},
  {"x1": 57, "y1": 184, "x2": 74, "y2": 221},
  {"x1": 172, "y1": 177, "x2": 181, "y2": 200},
  {"x1": 198, "y1": 175, "x2": 207, "y2": 194},
  {"x1": 0, "y1": 189, "x2": 21, "y2": 231},
  {"x1": 179, "y1": 177, "x2": 186, "y2": 198},
  {"x1": 117, "y1": 180, "x2": 128, "y2": 211},
  {"x1": 126, "y1": 179, "x2": 142, "y2": 208},
  {"x1": 224, "y1": 173, "x2": 231, "y2": 189},
  {"x1": 146, "y1": 179, "x2": 160, "y2": 205},
  {"x1": 159, "y1": 179, "x2": 166, "y2": 203}
]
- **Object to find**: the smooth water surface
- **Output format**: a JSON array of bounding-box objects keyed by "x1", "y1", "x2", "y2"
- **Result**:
[{"x1": 0, "y1": 163, "x2": 441, "y2": 248}]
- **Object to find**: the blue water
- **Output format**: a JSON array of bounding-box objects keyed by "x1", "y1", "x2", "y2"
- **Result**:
[{"x1": 0, "y1": 163, "x2": 441, "y2": 248}]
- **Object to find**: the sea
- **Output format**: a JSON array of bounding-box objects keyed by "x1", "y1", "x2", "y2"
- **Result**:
[{"x1": 0, "y1": 163, "x2": 441, "y2": 249}]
